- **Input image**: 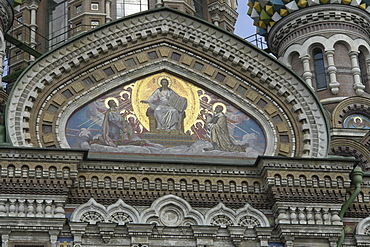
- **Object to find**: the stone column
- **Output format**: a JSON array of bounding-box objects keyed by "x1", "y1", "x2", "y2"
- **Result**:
[
  {"x1": 105, "y1": 0, "x2": 112, "y2": 23},
  {"x1": 300, "y1": 54, "x2": 313, "y2": 88},
  {"x1": 325, "y1": 50, "x2": 340, "y2": 94},
  {"x1": 29, "y1": 2, "x2": 39, "y2": 62},
  {"x1": 0, "y1": 42, "x2": 4, "y2": 91},
  {"x1": 349, "y1": 51, "x2": 365, "y2": 95}
]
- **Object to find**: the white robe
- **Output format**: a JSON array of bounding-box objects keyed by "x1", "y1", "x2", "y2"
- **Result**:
[{"x1": 147, "y1": 88, "x2": 183, "y2": 131}]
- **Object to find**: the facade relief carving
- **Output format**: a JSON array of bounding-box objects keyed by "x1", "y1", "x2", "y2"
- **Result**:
[{"x1": 70, "y1": 195, "x2": 270, "y2": 228}]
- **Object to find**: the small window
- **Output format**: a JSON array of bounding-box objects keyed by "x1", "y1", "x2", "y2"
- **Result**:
[
  {"x1": 91, "y1": 3, "x2": 99, "y2": 10},
  {"x1": 16, "y1": 33, "x2": 22, "y2": 41},
  {"x1": 359, "y1": 50, "x2": 368, "y2": 90},
  {"x1": 194, "y1": 0, "x2": 205, "y2": 19},
  {"x1": 17, "y1": 15, "x2": 23, "y2": 23},
  {"x1": 313, "y1": 48, "x2": 327, "y2": 90},
  {"x1": 76, "y1": 5, "x2": 82, "y2": 13}
]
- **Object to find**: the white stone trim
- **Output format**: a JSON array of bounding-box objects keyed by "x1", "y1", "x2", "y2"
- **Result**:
[
  {"x1": 140, "y1": 194, "x2": 204, "y2": 226},
  {"x1": 356, "y1": 216, "x2": 370, "y2": 235},
  {"x1": 69, "y1": 195, "x2": 270, "y2": 228}
]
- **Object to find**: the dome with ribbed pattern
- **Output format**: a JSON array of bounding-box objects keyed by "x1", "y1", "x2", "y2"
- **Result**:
[{"x1": 248, "y1": 0, "x2": 370, "y2": 36}]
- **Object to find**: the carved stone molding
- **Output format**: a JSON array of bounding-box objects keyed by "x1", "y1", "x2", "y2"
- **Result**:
[
  {"x1": 7, "y1": 8, "x2": 329, "y2": 158},
  {"x1": 70, "y1": 195, "x2": 270, "y2": 228},
  {"x1": 69, "y1": 195, "x2": 271, "y2": 246}
]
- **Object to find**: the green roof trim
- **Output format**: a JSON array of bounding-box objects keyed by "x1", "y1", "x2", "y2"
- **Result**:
[{"x1": 4, "y1": 33, "x2": 42, "y2": 58}]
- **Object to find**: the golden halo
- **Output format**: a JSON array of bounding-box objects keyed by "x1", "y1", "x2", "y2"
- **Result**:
[
  {"x1": 157, "y1": 75, "x2": 172, "y2": 87},
  {"x1": 212, "y1": 102, "x2": 227, "y2": 113},
  {"x1": 123, "y1": 83, "x2": 135, "y2": 90},
  {"x1": 119, "y1": 91, "x2": 131, "y2": 100},
  {"x1": 104, "y1": 97, "x2": 119, "y2": 109},
  {"x1": 126, "y1": 114, "x2": 137, "y2": 121},
  {"x1": 354, "y1": 116, "x2": 363, "y2": 123},
  {"x1": 194, "y1": 119, "x2": 205, "y2": 128},
  {"x1": 200, "y1": 94, "x2": 211, "y2": 103},
  {"x1": 132, "y1": 73, "x2": 200, "y2": 132}
]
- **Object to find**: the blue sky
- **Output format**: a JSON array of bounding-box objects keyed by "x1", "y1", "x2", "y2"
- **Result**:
[{"x1": 234, "y1": 1, "x2": 256, "y2": 38}]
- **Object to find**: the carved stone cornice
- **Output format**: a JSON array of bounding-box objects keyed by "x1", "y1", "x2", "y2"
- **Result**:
[{"x1": 0, "y1": 146, "x2": 87, "y2": 161}]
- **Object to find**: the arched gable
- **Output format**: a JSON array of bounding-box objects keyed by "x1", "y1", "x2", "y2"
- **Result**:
[
  {"x1": 6, "y1": 8, "x2": 329, "y2": 158},
  {"x1": 332, "y1": 96, "x2": 370, "y2": 128}
]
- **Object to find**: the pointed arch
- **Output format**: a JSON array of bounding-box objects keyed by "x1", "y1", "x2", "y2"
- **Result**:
[{"x1": 70, "y1": 198, "x2": 108, "y2": 224}]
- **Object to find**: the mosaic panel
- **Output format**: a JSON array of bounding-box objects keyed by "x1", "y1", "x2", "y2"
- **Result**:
[{"x1": 66, "y1": 73, "x2": 266, "y2": 158}]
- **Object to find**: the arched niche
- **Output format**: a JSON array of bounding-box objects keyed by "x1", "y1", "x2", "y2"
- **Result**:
[
  {"x1": 332, "y1": 97, "x2": 370, "y2": 129},
  {"x1": 6, "y1": 8, "x2": 329, "y2": 158}
]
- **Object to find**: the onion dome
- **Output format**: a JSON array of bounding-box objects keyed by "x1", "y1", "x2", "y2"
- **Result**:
[{"x1": 247, "y1": 0, "x2": 370, "y2": 36}]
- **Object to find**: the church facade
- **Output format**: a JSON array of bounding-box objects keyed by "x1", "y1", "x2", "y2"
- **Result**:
[{"x1": 1, "y1": 0, "x2": 370, "y2": 247}]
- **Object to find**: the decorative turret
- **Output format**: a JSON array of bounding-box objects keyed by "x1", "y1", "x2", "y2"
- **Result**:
[
  {"x1": 208, "y1": 0, "x2": 238, "y2": 32},
  {"x1": 248, "y1": 0, "x2": 370, "y2": 106}
]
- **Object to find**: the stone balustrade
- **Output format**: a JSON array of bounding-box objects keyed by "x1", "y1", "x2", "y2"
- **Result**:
[
  {"x1": 0, "y1": 195, "x2": 66, "y2": 218},
  {"x1": 273, "y1": 202, "x2": 342, "y2": 225}
]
